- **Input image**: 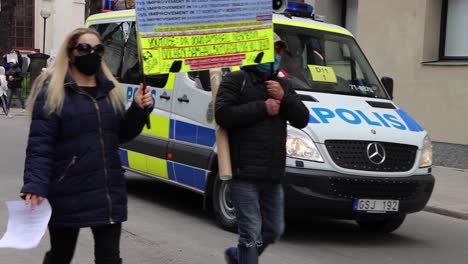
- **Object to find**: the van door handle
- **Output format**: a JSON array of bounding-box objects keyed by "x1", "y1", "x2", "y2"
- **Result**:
[
  {"x1": 159, "y1": 92, "x2": 171, "y2": 100},
  {"x1": 177, "y1": 95, "x2": 190, "y2": 103}
]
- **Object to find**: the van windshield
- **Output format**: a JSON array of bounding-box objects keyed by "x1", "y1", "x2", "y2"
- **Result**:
[
  {"x1": 90, "y1": 21, "x2": 170, "y2": 88},
  {"x1": 275, "y1": 24, "x2": 388, "y2": 99}
]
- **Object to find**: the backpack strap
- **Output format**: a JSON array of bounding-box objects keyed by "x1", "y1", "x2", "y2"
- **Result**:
[{"x1": 225, "y1": 69, "x2": 250, "y2": 99}]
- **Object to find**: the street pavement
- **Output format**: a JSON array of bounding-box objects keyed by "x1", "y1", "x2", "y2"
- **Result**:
[{"x1": 426, "y1": 166, "x2": 468, "y2": 220}]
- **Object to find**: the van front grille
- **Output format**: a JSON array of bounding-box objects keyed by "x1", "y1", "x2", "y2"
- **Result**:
[
  {"x1": 325, "y1": 140, "x2": 417, "y2": 172},
  {"x1": 329, "y1": 177, "x2": 420, "y2": 200}
]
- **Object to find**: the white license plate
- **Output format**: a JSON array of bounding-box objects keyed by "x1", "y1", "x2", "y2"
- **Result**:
[{"x1": 353, "y1": 199, "x2": 399, "y2": 213}]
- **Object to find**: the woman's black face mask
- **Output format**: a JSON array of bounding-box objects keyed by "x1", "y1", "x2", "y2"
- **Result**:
[{"x1": 71, "y1": 43, "x2": 105, "y2": 76}]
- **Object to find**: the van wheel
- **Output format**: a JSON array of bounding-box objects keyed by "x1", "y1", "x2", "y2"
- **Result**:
[
  {"x1": 212, "y1": 176, "x2": 237, "y2": 232},
  {"x1": 356, "y1": 214, "x2": 406, "y2": 233}
]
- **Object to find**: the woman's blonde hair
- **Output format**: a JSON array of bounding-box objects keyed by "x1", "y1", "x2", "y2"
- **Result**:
[{"x1": 27, "y1": 27, "x2": 125, "y2": 116}]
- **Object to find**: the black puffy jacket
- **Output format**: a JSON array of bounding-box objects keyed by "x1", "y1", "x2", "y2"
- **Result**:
[
  {"x1": 6, "y1": 66, "x2": 22, "y2": 89},
  {"x1": 21, "y1": 73, "x2": 148, "y2": 227},
  {"x1": 215, "y1": 67, "x2": 309, "y2": 182}
]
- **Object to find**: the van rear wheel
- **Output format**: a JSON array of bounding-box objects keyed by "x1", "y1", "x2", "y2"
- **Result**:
[
  {"x1": 356, "y1": 214, "x2": 406, "y2": 233},
  {"x1": 212, "y1": 176, "x2": 237, "y2": 232}
]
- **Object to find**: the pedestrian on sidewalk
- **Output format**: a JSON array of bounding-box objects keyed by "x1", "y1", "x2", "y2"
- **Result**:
[
  {"x1": 14, "y1": 50, "x2": 24, "y2": 70},
  {"x1": 19, "y1": 27, "x2": 153, "y2": 264},
  {"x1": 6, "y1": 58, "x2": 25, "y2": 111},
  {"x1": 215, "y1": 33, "x2": 310, "y2": 264},
  {"x1": 0, "y1": 66, "x2": 12, "y2": 118},
  {"x1": 1, "y1": 52, "x2": 9, "y2": 70}
]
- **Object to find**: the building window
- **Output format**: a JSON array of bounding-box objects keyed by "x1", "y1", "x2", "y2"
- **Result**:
[
  {"x1": 440, "y1": 0, "x2": 468, "y2": 60},
  {"x1": 11, "y1": 0, "x2": 35, "y2": 49}
]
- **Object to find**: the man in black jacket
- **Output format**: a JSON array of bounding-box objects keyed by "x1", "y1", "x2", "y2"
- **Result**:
[
  {"x1": 6, "y1": 59, "x2": 25, "y2": 111},
  {"x1": 215, "y1": 33, "x2": 309, "y2": 264}
]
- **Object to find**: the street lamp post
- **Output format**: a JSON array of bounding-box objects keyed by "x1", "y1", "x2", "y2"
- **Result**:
[
  {"x1": 29, "y1": 6, "x2": 52, "y2": 88},
  {"x1": 40, "y1": 7, "x2": 51, "y2": 54}
]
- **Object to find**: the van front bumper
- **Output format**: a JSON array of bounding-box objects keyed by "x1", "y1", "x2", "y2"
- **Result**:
[{"x1": 283, "y1": 167, "x2": 435, "y2": 219}]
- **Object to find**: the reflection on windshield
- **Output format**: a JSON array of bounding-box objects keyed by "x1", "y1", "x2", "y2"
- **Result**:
[{"x1": 276, "y1": 25, "x2": 387, "y2": 99}]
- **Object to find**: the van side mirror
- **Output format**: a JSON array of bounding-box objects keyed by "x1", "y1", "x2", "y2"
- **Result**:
[
  {"x1": 195, "y1": 70, "x2": 212, "y2": 91},
  {"x1": 381, "y1": 76, "x2": 394, "y2": 99}
]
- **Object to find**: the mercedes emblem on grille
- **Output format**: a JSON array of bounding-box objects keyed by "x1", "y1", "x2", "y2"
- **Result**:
[{"x1": 366, "y1": 142, "x2": 386, "y2": 165}]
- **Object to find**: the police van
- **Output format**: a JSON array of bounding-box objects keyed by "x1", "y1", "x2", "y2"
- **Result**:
[{"x1": 86, "y1": 2, "x2": 434, "y2": 233}]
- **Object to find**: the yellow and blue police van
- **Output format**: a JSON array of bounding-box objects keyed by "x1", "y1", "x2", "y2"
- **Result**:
[{"x1": 86, "y1": 2, "x2": 434, "y2": 233}]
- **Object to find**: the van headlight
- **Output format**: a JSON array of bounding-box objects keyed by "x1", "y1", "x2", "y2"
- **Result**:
[
  {"x1": 419, "y1": 135, "x2": 433, "y2": 168},
  {"x1": 286, "y1": 127, "x2": 324, "y2": 162}
]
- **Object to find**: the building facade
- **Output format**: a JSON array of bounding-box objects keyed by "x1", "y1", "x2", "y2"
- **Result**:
[
  {"x1": 11, "y1": 0, "x2": 133, "y2": 57},
  {"x1": 39, "y1": 0, "x2": 87, "y2": 57},
  {"x1": 10, "y1": 0, "x2": 86, "y2": 56}
]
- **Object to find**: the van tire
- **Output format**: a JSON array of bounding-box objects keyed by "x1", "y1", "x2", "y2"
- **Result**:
[
  {"x1": 356, "y1": 214, "x2": 406, "y2": 233},
  {"x1": 212, "y1": 176, "x2": 237, "y2": 233}
]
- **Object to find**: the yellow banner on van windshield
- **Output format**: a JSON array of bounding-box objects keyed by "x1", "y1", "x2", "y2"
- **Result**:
[
  {"x1": 308, "y1": 65, "x2": 337, "y2": 83},
  {"x1": 135, "y1": 0, "x2": 274, "y2": 75}
]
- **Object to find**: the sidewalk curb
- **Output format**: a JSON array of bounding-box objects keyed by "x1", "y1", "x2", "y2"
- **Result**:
[{"x1": 424, "y1": 206, "x2": 468, "y2": 221}]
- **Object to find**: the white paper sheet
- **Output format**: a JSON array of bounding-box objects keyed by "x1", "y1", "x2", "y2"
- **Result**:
[{"x1": 0, "y1": 199, "x2": 51, "y2": 250}]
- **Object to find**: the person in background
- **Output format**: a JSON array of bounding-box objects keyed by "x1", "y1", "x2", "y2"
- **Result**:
[
  {"x1": 20, "y1": 27, "x2": 153, "y2": 264},
  {"x1": 14, "y1": 50, "x2": 24, "y2": 70},
  {"x1": 280, "y1": 50, "x2": 314, "y2": 90},
  {"x1": 215, "y1": 33, "x2": 310, "y2": 264},
  {"x1": 0, "y1": 66, "x2": 12, "y2": 118},
  {"x1": 2, "y1": 53, "x2": 10, "y2": 70},
  {"x1": 6, "y1": 58, "x2": 25, "y2": 112}
]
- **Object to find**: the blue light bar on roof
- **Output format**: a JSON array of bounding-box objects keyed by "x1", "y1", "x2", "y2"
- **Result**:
[
  {"x1": 103, "y1": 0, "x2": 115, "y2": 12},
  {"x1": 286, "y1": 2, "x2": 314, "y2": 17}
]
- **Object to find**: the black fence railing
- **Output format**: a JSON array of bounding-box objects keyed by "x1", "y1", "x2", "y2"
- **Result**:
[{"x1": 22, "y1": 72, "x2": 31, "y2": 97}]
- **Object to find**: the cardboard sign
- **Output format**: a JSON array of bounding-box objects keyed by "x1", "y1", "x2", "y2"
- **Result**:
[{"x1": 135, "y1": 0, "x2": 274, "y2": 74}]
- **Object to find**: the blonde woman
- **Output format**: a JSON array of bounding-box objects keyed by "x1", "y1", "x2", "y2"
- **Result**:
[
  {"x1": 20, "y1": 28, "x2": 153, "y2": 264},
  {"x1": 0, "y1": 66, "x2": 12, "y2": 117}
]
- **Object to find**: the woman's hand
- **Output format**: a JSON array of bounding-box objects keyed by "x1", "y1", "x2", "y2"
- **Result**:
[
  {"x1": 134, "y1": 83, "x2": 153, "y2": 110},
  {"x1": 19, "y1": 193, "x2": 44, "y2": 209}
]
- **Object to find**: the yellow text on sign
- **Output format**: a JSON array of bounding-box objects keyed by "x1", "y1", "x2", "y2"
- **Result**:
[
  {"x1": 308, "y1": 65, "x2": 337, "y2": 83},
  {"x1": 153, "y1": 21, "x2": 263, "y2": 33},
  {"x1": 141, "y1": 29, "x2": 269, "y2": 49},
  {"x1": 160, "y1": 39, "x2": 270, "y2": 60}
]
